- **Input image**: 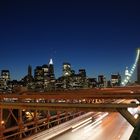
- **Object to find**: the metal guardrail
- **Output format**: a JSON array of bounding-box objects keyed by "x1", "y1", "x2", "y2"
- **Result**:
[{"x1": 24, "y1": 112, "x2": 94, "y2": 140}]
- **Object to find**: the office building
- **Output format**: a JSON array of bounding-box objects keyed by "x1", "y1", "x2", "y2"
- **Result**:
[
  {"x1": 63, "y1": 63, "x2": 72, "y2": 76},
  {"x1": 48, "y1": 59, "x2": 55, "y2": 80},
  {"x1": 34, "y1": 66, "x2": 44, "y2": 80},
  {"x1": 1, "y1": 70, "x2": 10, "y2": 81},
  {"x1": 1, "y1": 70, "x2": 10, "y2": 89},
  {"x1": 79, "y1": 69, "x2": 86, "y2": 77},
  {"x1": 98, "y1": 75, "x2": 106, "y2": 87},
  {"x1": 111, "y1": 73, "x2": 121, "y2": 86}
]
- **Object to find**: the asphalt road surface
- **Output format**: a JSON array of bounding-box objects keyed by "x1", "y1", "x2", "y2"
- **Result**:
[{"x1": 51, "y1": 113, "x2": 133, "y2": 140}]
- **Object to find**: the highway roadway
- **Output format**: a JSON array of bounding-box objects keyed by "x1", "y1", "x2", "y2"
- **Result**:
[{"x1": 51, "y1": 113, "x2": 133, "y2": 140}]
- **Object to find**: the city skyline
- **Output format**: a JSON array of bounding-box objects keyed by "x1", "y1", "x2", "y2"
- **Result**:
[{"x1": 0, "y1": 1, "x2": 140, "y2": 80}]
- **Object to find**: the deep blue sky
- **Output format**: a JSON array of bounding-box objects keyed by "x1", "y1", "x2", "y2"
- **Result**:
[{"x1": 0, "y1": 0, "x2": 140, "y2": 80}]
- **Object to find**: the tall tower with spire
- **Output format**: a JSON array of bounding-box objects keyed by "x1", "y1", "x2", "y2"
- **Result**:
[
  {"x1": 49, "y1": 59, "x2": 53, "y2": 65},
  {"x1": 49, "y1": 58, "x2": 55, "y2": 80},
  {"x1": 22, "y1": 65, "x2": 34, "y2": 85}
]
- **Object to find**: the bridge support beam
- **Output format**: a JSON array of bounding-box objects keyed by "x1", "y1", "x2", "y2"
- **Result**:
[
  {"x1": 129, "y1": 117, "x2": 140, "y2": 140},
  {"x1": 18, "y1": 109, "x2": 23, "y2": 139},
  {"x1": 117, "y1": 108, "x2": 137, "y2": 127},
  {"x1": 34, "y1": 110, "x2": 38, "y2": 133},
  {"x1": 129, "y1": 114, "x2": 140, "y2": 139},
  {"x1": 47, "y1": 111, "x2": 50, "y2": 129},
  {"x1": 0, "y1": 108, "x2": 4, "y2": 140},
  {"x1": 137, "y1": 98, "x2": 140, "y2": 103}
]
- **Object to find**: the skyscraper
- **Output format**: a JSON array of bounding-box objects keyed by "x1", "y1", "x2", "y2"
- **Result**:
[
  {"x1": 48, "y1": 59, "x2": 55, "y2": 80},
  {"x1": 34, "y1": 66, "x2": 44, "y2": 81},
  {"x1": 1, "y1": 70, "x2": 10, "y2": 81},
  {"x1": 42, "y1": 64, "x2": 49, "y2": 78},
  {"x1": 1, "y1": 70, "x2": 10, "y2": 89},
  {"x1": 28, "y1": 65, "x2": 32, "y2": 76},
  {"x1": 111, "y1": 73, "x2": 121, "y2": 86},
  {"x1": 63, "y1": 63, "x2": 71, "y2": 76},
  {"x1": 98, "y1": 75, "x2": 106, "y2": 87},
  {"x1": 21, "y1": 65, "x2": 34, "y2": 86},
  {"x1": 79, "y1": 69, "x2": 86, "y2": 77}
]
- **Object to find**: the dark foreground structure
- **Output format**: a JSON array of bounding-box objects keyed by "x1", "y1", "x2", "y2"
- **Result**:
[{"x1": 129, "y1": 119, "x2": 140, "y2": 140}]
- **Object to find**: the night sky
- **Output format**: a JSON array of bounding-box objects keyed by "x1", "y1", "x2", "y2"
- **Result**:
[{"x1": 0, "y1": 0, "x2": 140, "y2": 80}]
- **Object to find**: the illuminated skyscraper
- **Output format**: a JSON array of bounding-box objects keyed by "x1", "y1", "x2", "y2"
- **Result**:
[
  {"x1": 49, "y1": 59, "x2": 55, "y2": 80},
  {"x1": 42, "y1": 64, "x2": 49, "y2": 78},
  {"x1": 1, "y1": 70, "x2": 10, "y2": 81},
  {"x1": 34, "y1": 66, "x2": 44, "y2": 81},
  {"x1": 63, "y1": 63, "x2": 72, "y2": 76},
  {"x1": 1, "y1": 70, "x2": 10, "y2": 89}
]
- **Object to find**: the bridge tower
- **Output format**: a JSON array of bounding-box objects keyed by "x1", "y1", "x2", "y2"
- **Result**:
[
  {"x1": 122, "y1": 48, "x2": 140, "y2": 86},
  {"x1": 137, "y1": 48, "x2": 140, "y2": 84}
]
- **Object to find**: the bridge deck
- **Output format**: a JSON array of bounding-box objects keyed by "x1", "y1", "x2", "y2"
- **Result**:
[{"x1": 0, "y1": 102, "x2": 138, "y2": 111}]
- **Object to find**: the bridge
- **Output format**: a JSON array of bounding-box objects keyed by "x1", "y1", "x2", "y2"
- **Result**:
[
  {"x1": 0, "y1": 87, "x2": 140, "y2": 140},
  {"x1": 1, "y1": 48, "x2": 140, "y2": 140}
]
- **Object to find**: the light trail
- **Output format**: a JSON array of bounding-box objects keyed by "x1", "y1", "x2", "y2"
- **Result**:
[
  {"x1": 71, "y1": 120, "x2": 92, "y2": 132},
  {"x1": 71, "y1": 113, "x2": 109, "y2": 133},
  {"x1": 84, "y1": 120, "x2": 102, "y2": 133},
  {"x1": 71, "y1": 117, "x2": 92, "y2": 129}
]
